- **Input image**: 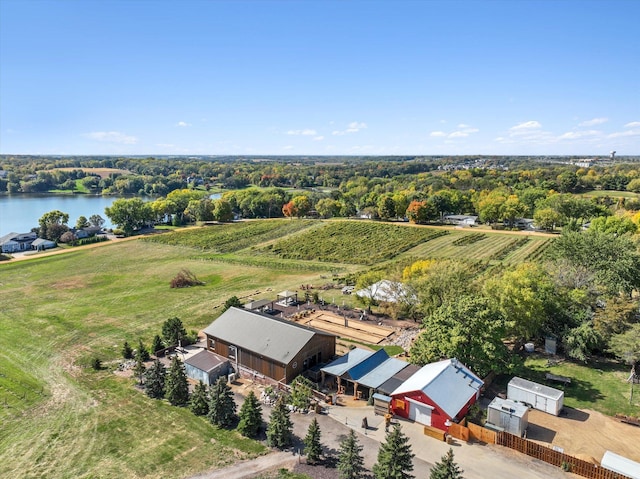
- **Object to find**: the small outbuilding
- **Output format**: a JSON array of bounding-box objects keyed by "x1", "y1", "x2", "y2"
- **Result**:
[
  {"x1": 507, "y1": 377, "x2": 564, "y2": 416},
  {"x1": 31, "y1": 238, "x2": 57, "y2": 251},
  {"x1": 601, "y1": 451, "x2": 640, "y2": 479},
  {"x1": 184, "y1": 350, "x2": 230, "y2": 386},
  {"x1": 390, "y1": 358, "x2": 483, "y2": 431},
  {"x1": 486, "y1": 397, "x2": 529, "y2": 437}
]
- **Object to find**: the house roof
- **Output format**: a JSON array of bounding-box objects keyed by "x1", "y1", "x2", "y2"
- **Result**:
[
  {"x1": 185, "y1": 350, "x2": 228, "y2": 373},
  {"x1": 378, "y1": 363, "x2": 422, "y2": 396},
  {"x1": 488, "y1": 397, "x2": 528, "y2": 419},
  {"x1": 32, "y1": 238, "x2": 56, "y2": 246},
  {"x1": 244, "y1": 299, "x2": 273, "y2": 310},
  {"x1": 203, "y1": 307, "x2": 334, "y2": 365},
  {"x1": 508, "y1": 377, "x2": 564, "y2": 401},
  {"x1": 344, "y1": 349, "x2": 390, "y2": 381},
  {"x1": 391, "y1": 358, "x2": 484, "y2": 419},
  {"x1": 0, "y1": 232, "x2": 36, "y2": 245},
  {"x1": 277, "y1": 290, "x2": 298, "y2": 298},
  {"x1": 356, "y1": 357, "x2": 411, "y2": 389},
  {"x1": 320, "y1": 348, "x2": 374, "y2": 377}
]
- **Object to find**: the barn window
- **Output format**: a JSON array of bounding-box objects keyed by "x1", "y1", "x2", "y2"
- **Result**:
[
  {"x1": 228, "y1": 345, "x2": 237, "y2": 361},
  {"x1": 209, "y1": 339, "x2": 215, "y2": 350}
]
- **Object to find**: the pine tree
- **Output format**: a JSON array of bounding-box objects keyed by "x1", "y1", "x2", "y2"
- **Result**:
[
  {"x1": 144, "y1": 359, "x2": 166, "y2": 399},
  {"x1": 429, "y1": 448, "x2": 464, "y2": 479},
  {"x1": 122, "y1": 341, "x2": 134, "y2": 359},
  {"x1": 137, "y1": 338, "x2": 150, "y2": 362},
  {"x1": 132, "y1": 351, "x2": 146, "y2": 385},
  {"x1": 373, "y1": 424, "x2": 415, "y2": 479},
  {"x1": 165, "y1": 356, "x2": 189, "y2": 407},
  {"x1": 207, "y1": 376, "x2": 236, "y2": 428},
  {"x1": 189, "y1": 380, "x2": 210, "y2": 416},
  {"x1": 151, "y1": 335, "x2": 164, "y2": 355},
  {"x1": 266, "y1": 396, "x2": 293, "y2": 449},
  {"x1": 337, "y1": 429, "x2": 365, "y2": 479},
  {"x1": 237, "y1": 390, "x2": 263, "y2": 438},
  {"x1": 303, "y1": 417, "x2": 322, "y2": 465}
]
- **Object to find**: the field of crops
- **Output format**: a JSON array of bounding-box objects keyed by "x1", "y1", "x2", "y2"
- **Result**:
[
  {"x1": 144, "y1": 219, "x2": 317, "y2": 253},
  {"x1": 406, "y1": 230, "x2": 553, "y2": 264},
  {"x1": 264, "y1": 221, "x2": 448, "y2": 264}
]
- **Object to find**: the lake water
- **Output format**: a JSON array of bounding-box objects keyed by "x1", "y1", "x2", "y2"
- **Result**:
[
  {"x1": 0, "y1": 194, "x2": 121, "y2": 235},
  {"x1": 0, "y1": 193, "x2": 222, "y2": 236}
]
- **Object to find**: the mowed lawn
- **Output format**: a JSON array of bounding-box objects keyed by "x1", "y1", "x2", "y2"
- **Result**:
[{"x1": 0, "y1": 240, "x2": 325, "y2": 479}]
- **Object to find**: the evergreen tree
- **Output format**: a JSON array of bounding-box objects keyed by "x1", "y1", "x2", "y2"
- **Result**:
[
  {"x1": 165, "y1": 356, "x2": 189, "y2": 407},
  {"x1": 303, "y1": 417, "x2": 322, "y2": 465},
  {"x1": 337, "y1": 429, "x2": 365, "y2": 479},
  {"x1": 207, "y1": 376, "x2": 236, "y2": 428},
  {"x1": 373, "y1": 424, "x2": 415, "y2": 479},
  {"x1": 266, "y1": 396, "x2": 293, "y2": 449},
  {"x1": 151, "y1": 334, "x2": 164, "y2": 355},
  {"x1": 122, "y1": 341, "x2": 134, "y2": 359},
  {"x1": 237, "y1": 390, "x2": 263, "y2": 438},
  {"x1": 132, "y1": 352, "x2": 146, "y2": 385},
  {"x1": 189, "y1": 380, "x2": 210, "y2": 416},
  {"x1": 144, "y1": 359, "x2": 166, "y2": 399},
  {"x1": 429, "y1": 448, "x2": 464, "y2": 479},
  {"x1": 162, "y1": 317, "x2": 187, "y2": 346},
  {"x1": 137, "y1": 338, "x2": 150, "y2": 362}
]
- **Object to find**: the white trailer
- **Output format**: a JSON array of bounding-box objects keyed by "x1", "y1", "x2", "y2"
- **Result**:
[
  {"x1": 507, "y1": 377, "x2": 564, "y2": 416},
  {"x1": 601, "y1": 451, "x2": 640, "y2": 479}
]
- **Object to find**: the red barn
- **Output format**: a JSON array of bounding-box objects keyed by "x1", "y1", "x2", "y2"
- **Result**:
[{"x1": 390, "y1": 358, "x2": 483, "y2": 432}]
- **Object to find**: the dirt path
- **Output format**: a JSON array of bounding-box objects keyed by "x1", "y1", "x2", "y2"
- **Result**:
[{"x1": 188, "y1": 451, "x2": 298, "y2": 479}]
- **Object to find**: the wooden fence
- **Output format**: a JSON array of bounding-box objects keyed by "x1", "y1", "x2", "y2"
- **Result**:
[
  {"x1": 496, "y1": 431, "x2": 632, "y2": 479},
  {"x1": 447, "y1": 424, "x2": 631, "y2": 479}
]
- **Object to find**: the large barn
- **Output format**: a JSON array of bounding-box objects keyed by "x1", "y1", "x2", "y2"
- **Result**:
[
  {"x1": 390, "y1": 358, "x2": 483, "y2": 431},
  {"x1": 203, "y1": 307, "x2": 336, "y2": 384}
]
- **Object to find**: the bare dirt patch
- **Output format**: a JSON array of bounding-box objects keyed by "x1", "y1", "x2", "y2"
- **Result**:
[
  {"x1": 292, "y1": 309, "x2": 394, "y2": 344},
  {"x1": 526, "y1": 407, "x2": 640, "y2": 463}
]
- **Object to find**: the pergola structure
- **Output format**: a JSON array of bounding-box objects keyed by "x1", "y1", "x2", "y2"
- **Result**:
[{"x1": 276, "y1": 290, "x2": 298, "y2": 305}]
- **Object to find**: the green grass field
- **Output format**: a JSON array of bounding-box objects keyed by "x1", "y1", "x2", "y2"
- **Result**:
[
  {"x1": 0, "y1": 220, "x2": 631, "y2": 478},
  {"x1": 579, "y1": 189, "x2": 640, "y2": 199}
]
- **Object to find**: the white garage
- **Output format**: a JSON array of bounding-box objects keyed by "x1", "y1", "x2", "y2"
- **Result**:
[{"x1": 407, "y1": 397, "x2": 433, "y2": 426}]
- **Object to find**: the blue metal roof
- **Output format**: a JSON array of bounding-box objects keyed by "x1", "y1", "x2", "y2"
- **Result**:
[
  {"x1": 345, "y1": 349, "x2": 390, "y2": 381},
  {"x1": 356, "y1": 357, "x2": 410, "y2": 389},
  {"x1": 320, "y1": 348, "x2": 373, "y2": 377}
]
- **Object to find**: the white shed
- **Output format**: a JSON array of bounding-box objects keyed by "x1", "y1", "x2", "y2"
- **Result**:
[
  {"x1": 507, "y1": 377, "x2": 564, "y2": 416},
  {"x1": 486, "y1": 397, "x2": 529, "y2": 437},
  {"x1": 601, "y1": 451, "x2": 640, "y2": 479}
]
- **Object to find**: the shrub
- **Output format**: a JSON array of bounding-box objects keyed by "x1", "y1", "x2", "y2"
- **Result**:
[
  {"x1": 170, "y1": 269, "x2": 204, "y2": 288},
  {"x1": 91, "y1": 357, "x2": 102, "y2": 370}
]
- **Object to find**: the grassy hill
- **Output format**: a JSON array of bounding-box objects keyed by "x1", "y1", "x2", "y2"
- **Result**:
[{"x1": 0, "y1": 219, "x2": 566, "y2": 478}]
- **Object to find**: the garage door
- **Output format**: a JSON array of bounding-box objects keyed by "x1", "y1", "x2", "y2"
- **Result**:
[{"x1": 406, "y1": 398, "x2": 433, "y2": 426}]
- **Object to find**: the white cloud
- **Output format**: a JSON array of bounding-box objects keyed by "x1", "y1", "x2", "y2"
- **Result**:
[
  {"x1": 558, "y1": 130, "x2": 601, "y2": 140},
  {"x1": 156, "y1": 143, "x2": 175, "y2": 148},
  {"x1": 313, "y1": 136, "x2": 324, "y2": 141},
  {"x1": 608, "y1": 129, "x2": 640, "y2": 138},
  {"x1": 430, "y1": 131, "x2": 447, "y2": 137},
  {"x1": 333, "y1": 121, "x2": 367, "y2": 135},
  {"x1": 286, "y1": 129, "x2": 317, "y2": 136},
  {"x1": 457, "y1": 123, "x2": 470, "y2": 128},
  {"x1": 579, "y1": 117, "x2": 608, "y2": 127},
  {"x1": 624, "y1": 121, "x2": 640, "y2": 128},
  {"x1": 176, "y1": 121, "x2": 191, "y2": 127},
  {"x1": 510, "y1": 120, "x2": 542, "y2": 131},
  {"x1": 449, "y1": 131, "x2": 469, "y2": 138},
  {"x1": 85, "y1": 131, "x2": 137, "y2": 144},
  {"x1": 283, "y1": 145, "x2": 294, "y2": 150}
]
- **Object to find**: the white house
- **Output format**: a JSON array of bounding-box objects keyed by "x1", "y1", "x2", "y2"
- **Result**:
[{"x1": 0, "y1": 232, "x2": 37, "y2": 253}]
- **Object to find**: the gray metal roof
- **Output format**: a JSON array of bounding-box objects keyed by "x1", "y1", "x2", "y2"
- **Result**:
[
  {"x1": 377, "y1": 363, "x2": 421, "y2": 395},
  {"x1": 488, "y1": 397, "x2": 528, "y2": 418},
  {"x1": 508, "y1": 377, "x2": 564, "y2": 401},
  {"x1": 185, "y1": 350, "x2": 228, "y2": 373},
  {"x1": 356, "y1": 357, "x2": 410, "y2": 389},
  {"x1": 244, "y1": 299, "x2": 273, "y2": 310},
  {"x1": 203, "y1": 307, "x2": 334, "y2": 365},
  {"x1": 320, "y1": 348, "x2": 373, "y2": 377}
]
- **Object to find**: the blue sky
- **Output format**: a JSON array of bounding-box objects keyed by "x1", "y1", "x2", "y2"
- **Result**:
[{"x1": 1, "y1": 0, "x2": 639, "y2": 156}]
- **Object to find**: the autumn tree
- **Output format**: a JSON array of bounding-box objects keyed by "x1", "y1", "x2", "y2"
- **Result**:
[
  {"x1": 373, "y1": 423, "x2": 415, "y2": 479},
  {"x1": 237, "y1": 390, "x2": 263, "y2": 438},
  {"x1": 337, "y1": 429, "x2": 365, "y2": 479},
  {"x1": 291, "y1": 195, "x2": 312, "y2": 217},
  {"x1": 282, "y1": 201, "x2": 297, "y2": 218}
]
